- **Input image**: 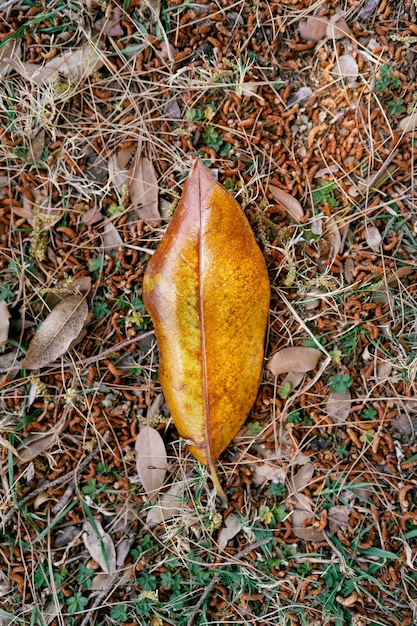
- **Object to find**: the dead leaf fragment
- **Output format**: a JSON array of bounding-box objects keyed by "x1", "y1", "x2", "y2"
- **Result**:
[
  {"x1": 266, "y1": 347, "x2": 322, "y2": 377},
  {"x1": 0, "y1": 301, "x2": 10, "y2": 347},
  {"x1": 399, "y1": 112, "x2": 417, "y2": 132},
  {"x1": 289, "y1": 493, "x2": 325, "y2": 541},
  {"x1": 328, "y1": 505, "x2": 350, "y2": 534},
  {"x1": 129, "y1": 152, "x2": 160, "y2": 220},
  {"x1": 359, "y1": 0, "x2": 381, "y2": 18},
  {"x1": 252, "y1": 462, "x2": 286, "y2": 486},
  {"x1": 94, "y1": 6, "x2": 124, "y2": 36},
  {"x1": 23, "y1": 295, "x2": 88, "y2": 369},
  {"x1": 299, "y1": 16, "x2": 328, "y2": 42},
  {"x1": 269, "y1": 185, "x2": 303, "y2": 221},
  {"x1": 135, "y1": 426, "x2": 167, "y2": 499},
  {"x1": 365, "y1": 225, "x2": 382, "y2": 251},
  {"x1": 143, "y1": 160, "x2": 270, "y2": 502},
  {"x1": 82, "y1": 519, "x2": 116, "y2": 575},
  {"x1": 292, "y1": 463, "x2": 314, "y2": 493},
  {"x1": 326, "y1": 15, "x2": 351, "y2": 40},
  {"x1": 334, "y1": 54, "x2": 358, "y2": 82},
  {"x1": 102, "y1": 221, "x2": 124, "y2": 256},
  {"x1": 326, "y1": 390, "x2": 352, "y2": 424},
  {"x1": 218, "y1": 515, "x2": 242, "y2": 551},
  {"x1": 146, "y1": 481, "x2": 184, "y2": 525}
]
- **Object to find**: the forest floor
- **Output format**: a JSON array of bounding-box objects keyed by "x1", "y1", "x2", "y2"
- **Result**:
[{"x1": 1, "y1": 0, "x2": 417, "y2": 625}]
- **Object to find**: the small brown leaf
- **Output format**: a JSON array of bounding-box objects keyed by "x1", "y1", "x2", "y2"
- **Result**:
[
  {"x1": 0, "y1": 301, "x2": 10, "y2": 347},
  {"x1": 299, "y1": 16, "x2": 328, "y2": 42},
  {"x1": 334, "y1": 54, "x2": 358, "y2": 82},
  {"x1": 290, "y1": 494, "x2": 325, "y2": 541},
  {"x1": 326, "y1": 390, "x2": 351, "y2": 424},
  {"x1": 146, "y1": 481, "x2": 184, "y2": 525},
  {"x1": 94, "y1": 6, "x2": 124, "y2": 36},
  {"x1": 269, "y1": 185, "x2": 303, "y2": 221},
  {"x1": 292, "y1": 463, "x2": 314, "y2": 493},
  {"x1": 218, "y1": 515, "x2": 242, "y2": 551},
  {"x1": 129, "y1": 152, "x2": 160, "y2": 220},
  {"x1": 135, "y1": 426, "x2": 167, "y2": 499},
  {"x1": 82, "y1": 519, "x2": 116, "y2": 575},
  {"x1": 365, "y1": 225, "x2": 382, "y2": 251},
  {"x1": 328, "y1": 505, "x2": 350, "y2": 534},
  {"x1": 252, "y1": 462, "x2": 286, "y2": 486},
  {"x1": 399, "y1": 111, "x2": 417, "y2": 132},
  {"x1": 29, "y1": 129, "x2": 45, "y2": 164},
  {"x1": 266, "y1": 347, "x2": 322, "y2": 377},
  {"x1": 23, "y1": 295, "x2": 88, "y2": 369},
  {"x1": 326, "y1": 15, "x2": 351, "y2": 40},
  {"x1": 102, "y1": 221, "x2": 123, "y2": 256}
]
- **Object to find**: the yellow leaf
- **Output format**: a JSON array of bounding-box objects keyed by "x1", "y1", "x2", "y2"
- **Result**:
[{"x1": 143, "y1": 160, "x2": 270, "y2": 503}]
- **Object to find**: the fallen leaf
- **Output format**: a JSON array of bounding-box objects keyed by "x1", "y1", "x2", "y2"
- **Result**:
[
  {"x1": 218, "y1": 514, "x2": 242, "y2": 551},
  {"x1": 328, "y1": 505, "x2": 350, "y2": 534},
  {"x1": 29, "y1": 128, "x2": 45, "y2": 164},
  {"x1": 143, "y1": 159, "x2": 270, "y2": 502},
  {"x1": 326, "y1": 390, "x2": 352, "y2": 424},
  {"x1": 289, "y1": 493, "x2": 325, "y2": 541},
  {"x1": 94, "y1": 5, "x2": 124, "y2": 36},
  {"x1": 359, "y1": 0, "x2": 382, "y2": 19},
  {"x1": 252, "y1": 462, "x2": 286, "y2": 486},
  {"x1": 41, "y1": 42, "x2": 105, "y2": 80},
  {"x1": 334, "y1": 54, "x2": 358, "y2": 82},
  {"x1": 22, "y1": 295, "x2": 88, "y2": 369},
  {"x1": 102, "y1": 221, "x2": 124, "y2": 256},
  {"x1": 82, "y1": 519, "x2": 116, "y2": 575},
  {"x1": 292, "y1": 463, "x2": 314, "y2": 493},
  {"x1": 266, "y1": 347, "x2": 322, "y2": 377},
  {"x1": 376, "y1": 361, "x2": 392, "y2": 382},
  {"x1": 129, "y1": 152, "x2": 160, "y2": 220},
  {"x1": 135, "y1": 425, "x2": 167, "y2": 499},
  {"x1": 108, "y1": 145, "x2": 135, "y2": 194},
  {"x1": 0, "y1": 301, "x2": 10, "y2": 347},
  {"x1": 0, "y1": 40, "x2": 21, "y2": 77},
  {"x1": 390, "y1": 414, "x2": 413, "y2": 437},
  {"x1": 287, "y1": 86, "x2": 313, "y2": 107},
  {"x1": 269, "y1": 185, "x2": 303, "y2": 221},
  {"x1": 299, "y1": 16, "x2": 328, "y2": 42},
  {"x1": 327, "y1": 216, "x2": 341, "y2": 260},
  {"x1": 365, "y1": 225, "x2": 382, "y2": 251},
  {"x1": 399, "y1": 111, "x2": 417, "y2": 132},
  {"x1": 146, "y1": 481, "x2": 185, "y2": 525},
  {"x1": 326, "y1": 14, "x2": 351, "y2": 40},
  {"x1": 344, "y1": 257, "x2": 355, "y2": 284},
  {"x1": 17, "y1": 415, "x2": 67, "y2": 464}
]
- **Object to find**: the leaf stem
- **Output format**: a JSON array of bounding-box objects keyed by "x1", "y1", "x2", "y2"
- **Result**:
[{"x1": 209, "y1": 463, "x2": 228, "y2": 506}]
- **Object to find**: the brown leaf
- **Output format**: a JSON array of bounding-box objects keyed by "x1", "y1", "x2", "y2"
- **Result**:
[
  {"x1": 328, "y1": 505, "x2": 350, "y2": 534},
  {"x1": 289, "y1": 493, "x2": 325, "y2": 541},
  {"x1": 22, "y1": 295, "x2": 88, "y2": 369},
  {"x1": 146, "y1": 481, "x2": 184, "y2": 525},
  {"x1": 102, "y1": 221, "x2": 123, "y2": 257},
  {"x1": 326, "y1": 15, "x2": 351, "y2": 40},
  {"x1": 218, "y1": 514, "x2": 242, "y2": 551},
  {"x1": 365, "y1": 225, "x2": 382, "y2": 251},
  {"x1": 142, "y1": 159, "x2": 270, "y2": 503},
  {"x1": 94, "y1": 6, "x2": 124, "y2": 36},
  {"x1": 269, "y1": 185, "x2": 303, "y2": 221},
  {"x1": 299, "y1": 16, "x2": 328, "y2": 42},
  {"x1": 326, "y1": 390, "x2": 352, "y2": 424},
  {"x1": 29, "y1": 129, "x2": 45, "y2": 164},
  {"x1": 129, "y1": 152, "x2": 160, "y2": 220},
  {"x1": 266, "y1": 347, "x2": 322, "y2": 377},
  {"x1": 292, "y1": 463, "x2": 314, "y2": 493},
  {"x1": 135, "y1": 426, "x2": 167, "y2": 499},
  {"x1": 399, "y1": 111, "x2": 417, "y2": 132},
  {"x1": 0, "y1": 301, "x2": 10, "y2": 347},
  {"x1": 17, "y1": 415, "x2": 67, "y2": 464},
  {"x1": 82, "y1": 519, "x2": 116, "y2": 575}
]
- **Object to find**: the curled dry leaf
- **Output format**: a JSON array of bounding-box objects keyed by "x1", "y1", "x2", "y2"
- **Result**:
[
  {"x1": 327, "y1": 216, "x2": 342, "y2": 260},
  {"x1": 135, "y1": 425, "x2": 167, "y2": 499},
  {"x1": 17, "y1": 415, "x2": 67, "y2": 464},
  {"x1": 22, "y1": 295, "x2": 88, "y2": 369},
  {"x1": 326, "y1": 390, "x2": 352, "y2": 424},
  {"x1": 266, "y1": 347, "x2": 322, "y2": 377},
  {"x1": 218, "y1": 514, "x2": 242, "y2": 551},
  {"x1": 328, "y1": 505, "x2": 350, "y2": 534},
  {"x1": 289, "y1": 493, "x2": 325, "y2": 541},
  {"x1": 0, "y1": 301, "x2": 10, "y2": 347},
  {"x1": 129, "y1": 151, "x2": 160, "y2": 220},
  {"x1": 269, "y1": 185, "x2": 303, "y2": 221},
  {"x1": 365, "y1": 225, "x2": 382, "y2": 252},
  {"x1": 252, "y1": 462, "x2": 286, "y2": 486},
  {"x1": 299, "y1": 16, "x2": 328, "y2": 42},
  {"x1": 143, "y1": 159, "x2": 270, "y2": 503},
  {"x1": 82, "y1": 519, "x2": 116, "y2": 575},
  {"x1": 334, "y1": 54, "x2": 358, "y2": 82},
  {"x1": 102, "y1": 221, "x2": 124, "y2": 257},
  {"x1": 94, "y1": 5, "x2": 124, "y2": 36},
  {"x1": 146, "y1": 481, "x2": 185, "y2": 525}
]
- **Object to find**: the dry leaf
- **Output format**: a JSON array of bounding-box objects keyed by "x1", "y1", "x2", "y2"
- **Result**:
[
  {"x1": 0, "y1": 40, "x2": 21, "y2": 77},
  {"x1": 0, "y1": 301, "x2": 10, "y2": 347},
  {"x1": 292, "y1": 463, "x2": 314, "y2": 493},
  {"x1": 218, "y1": 515, "x2": 242, "y2": 551},
  {"x1": 287, "y1": 86, "x2": 313, "y2": 107},
  {"x1": 328, "y1": 505, "x2": 350, "y2": 534},
  {"x1": 326, "y1": 390, "x2": 351, "y2": 424},
  {"x1": 23, "y1": 295, "x2": 88, "y2": 369},
  {"x1": 17, "y1": 415, "x2": 67, "y2": 464},
  {"x1": 289, "y1": 493, "x2": 325, "y2": 541},
  {"x1": 146, "y1": 481, "x2": 185, "y2": 525},
  {"x1": 143, "y1": 159, "x2": 270, "y2": 503},
  {"x1": 252, "y1": 462, "x2": 286, "y2": 486},
  {"x1": 29, "y1": 129, "x2": 45, "y2": 164},
  {"x1": 135, "y1": 425, "x2": 167, "y2": 498},
  {"x1": 94, "y1": 6, "x2": 124, "y2": 36},
  {"x1": 334, "y1": 54, "x2": 358, "y2": 82},
  {"x1": 129, "y1": 152, "x2": 160, "y2": 220},
  {"x1": 399, "y1": 112, "x2": 417, "y2": 132},
  {"x1": 327, "y1": 216, "x2": 341, "y2": 260},
  {"x1": 82, "y1": 519, "x2": 116, "y2": 575},
  {"x1": 359, "y1": 0, "x2": 381, "y2": 18},
  {"x1": 299, "y1": 16, "x2": 328, "y2": 42},
  {"x1": 365, "y1": 225, "x2": 382, "y2": 251},
  {"x1": 102, "y1": 221, "x2": 123, "y2": 256},
  {"x1": 266, "y1": 347, "x2": 322, "y2": 377},
  {"x1": 326, "y1": 15, "x2": 351, "y2": 40},
  {"x1": 42, "y1": 43, "x2": 104, "y2": 80},
  {"x1": 269, "y1": 185, "x2": 303, "y2": 221}
]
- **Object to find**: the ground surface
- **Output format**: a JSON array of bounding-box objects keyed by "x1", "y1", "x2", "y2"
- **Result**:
[{"x1": 1, "y1": 0, "x2": 417, "y2": 625}]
